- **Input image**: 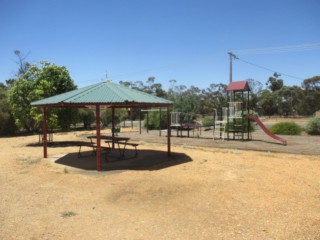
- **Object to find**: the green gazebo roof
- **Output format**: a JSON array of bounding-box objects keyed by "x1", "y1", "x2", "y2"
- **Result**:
[{"x1": 31, "y1": 81, "x2": 173, "y2": 108}]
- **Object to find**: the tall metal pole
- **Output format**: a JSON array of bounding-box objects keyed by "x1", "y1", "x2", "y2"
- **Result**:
[
  {"x1": 228, "y1": 52, "x2": 238, "y2": 103},
  {"x1": 228, "y1": 52, "x2": 237, "y2": 83},
  {"x1": 228, "y1": 52, "x2": 233, "y2": 84}
]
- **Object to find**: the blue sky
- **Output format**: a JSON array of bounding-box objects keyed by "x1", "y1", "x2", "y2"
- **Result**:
[{"x1": 1, "y1": 0, "x2": 319, "y2": 90}]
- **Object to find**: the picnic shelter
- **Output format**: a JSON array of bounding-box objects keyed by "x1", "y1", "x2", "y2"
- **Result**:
[{"x1": 31, "y1": 81, "x2": 173, "y2": 171}]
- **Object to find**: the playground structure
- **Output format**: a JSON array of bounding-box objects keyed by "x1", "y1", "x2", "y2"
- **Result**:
[
  {"x1": 137, "y1": 82, "x2": 287, "y2": 145},
  {"x1": 213, "y1": 80, "x2": 287, "y2": 145},
  {"x1": 245, "y1": 114, "x2": 287, "y2": 145},
  {"x1": 214, "y1": 101, "x2": 248, "y2": 141},
  {"x1": 213, "y1": 101, "x2": 251, "y2": 141},
  {"x1": 138, "y1": 109, "x2": 202, "y2": 137},
  {"x1": 213, "y1": 81, "x2": 251, "y2": 141},
  {"x1": 138, "y1": 109, "x2": 204, "y2": 138},
  {"x1": 170, "y1": 112, "x2": 202, "y2": 137},
  {"x1": 213, "y1": 107, "x2": 228, "y2": 140}
]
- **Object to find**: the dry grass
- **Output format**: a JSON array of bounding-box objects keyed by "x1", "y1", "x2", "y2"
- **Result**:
[{"x1": 0, "y1": 128, "x2": 320, "y2": 239}]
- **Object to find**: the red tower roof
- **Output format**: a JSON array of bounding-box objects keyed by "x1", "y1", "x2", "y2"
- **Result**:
[{"x1": 226, "y1": 80, "x2": 250, "y2": 92}]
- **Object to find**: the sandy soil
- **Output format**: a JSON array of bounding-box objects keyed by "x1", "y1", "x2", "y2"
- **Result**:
[{"x1": 1, "y1": 120, "x2": 320, "y2": 239}]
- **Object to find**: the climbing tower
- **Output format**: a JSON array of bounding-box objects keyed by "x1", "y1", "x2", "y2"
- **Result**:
[{"x1": 224, "y1": 80, "x2": 251, "y2": 141}]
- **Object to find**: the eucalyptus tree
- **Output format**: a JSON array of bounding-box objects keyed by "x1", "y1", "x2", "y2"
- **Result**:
[
  {"x1": 9, "y1": 61, "x2": 77, "y2": 131},
  {"x1": 266, "y1": 73, "x2": 284, "y2": 92}
]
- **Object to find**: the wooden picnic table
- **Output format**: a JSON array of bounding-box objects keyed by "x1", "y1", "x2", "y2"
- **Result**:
[{"x1": 86, "y1": 135, "x2": 138, "y2": 159}]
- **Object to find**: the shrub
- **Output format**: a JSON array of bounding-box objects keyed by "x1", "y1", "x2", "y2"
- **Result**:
[
  {"x1": 144, "y1": 111, "x2": 167, "y2": 130},
  {"x1": 61, "y1": 211, "x2": 77, "y2": 218},
  {"x1": 305, "y1": 117, "x2": 320, "y2": 135},
  {"x1": 78, "y1": 108, "x2": 95, "y2": 128},
  {"x1": 0, "y1": 110, "x2": 17, "y2": 134},
  {"x1": 269, "y1": 122, "x2": 302, "y2": 135},
  {"x1": 100, "y1": 109, "x2": 128, "y2": 127},
  {"x1": 202, "y1": 116, "x2": 214, "y2": 127}
]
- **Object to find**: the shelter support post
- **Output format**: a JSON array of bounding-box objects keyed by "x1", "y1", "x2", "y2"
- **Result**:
[
  {"x1": 131, "y1": 109, "x2": 133, "y2": 128},
  {"x1": 242, "y1": 92, "x2": 244, "y2": 141},
  {"x1": 167, "y1": 107, "x2": 171, "y2": 156},
  {"x1": 96, "y1": 105, "x2": 102, "y2": 171},
  {"x1": 247, "y1": 89, "x2": 250, "y2": 140},
  {"x1": 139, "y1": 109, "x2": 142, "y2": 134},
  {"x1": 42, "y1": 107, "x2": 48, "y2": 158},
  {"x1": 159, "y1": 108, "x2": 162, "y2": 136},
  {"x1": 112, "y1": 107, "x2": 115, "y2": 149},
  {"x1": 146, "y1": 112, "x2": 149, "y2": 133}
]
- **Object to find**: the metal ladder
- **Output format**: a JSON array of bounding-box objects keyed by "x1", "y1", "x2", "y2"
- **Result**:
[
  {"x1": 213, "y1": 108, "x2": 228, "y2": 141},
  {"x1": 213, "y1": 121, "x2": 226, "y2": 141}
]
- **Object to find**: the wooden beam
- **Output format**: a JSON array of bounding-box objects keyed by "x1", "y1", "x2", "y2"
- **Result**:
[
  {"x1": 112, "y1": 107, "x2": 115, "y2": 149},
  {"x1": 96, "y1": 105, "x2": 102, "y2": 171},
  {"x1": 32, "y1": 102, "x2": 172, "y2": 109},
  {"x1": 167, "y1": 106, "x2": 171, "y2": 156},
  {"x1": 43, "y1": 107, "x2": 48, "y2": 158}
]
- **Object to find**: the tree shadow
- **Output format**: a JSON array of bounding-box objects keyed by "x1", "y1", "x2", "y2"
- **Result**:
[{"x1": 55, "y1": 149, "x2": 192, "y2": 172}]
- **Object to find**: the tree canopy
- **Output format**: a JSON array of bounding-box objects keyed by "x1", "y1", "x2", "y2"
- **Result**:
[
  {"x1": 303, "y1": 76, "x2": 320, "y2": 90},
  {"x1": 1, "y1": 51, "x2": 320, "y2": 134},
  {"x1": 8, "y1": 61, "x2": 77, "y2": 131},
  {"x1": 266, "y1": 73, "x2": 284, "y2": 92}
]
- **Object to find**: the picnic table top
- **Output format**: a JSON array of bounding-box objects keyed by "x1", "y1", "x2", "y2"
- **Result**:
[{"x1": 87, "y1": 135, "x2": 130, "y2": 142}]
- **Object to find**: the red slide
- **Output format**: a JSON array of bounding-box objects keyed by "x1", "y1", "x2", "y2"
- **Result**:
[{"x1": 245, "y1": 114, "x2": 287, "y2": 145}]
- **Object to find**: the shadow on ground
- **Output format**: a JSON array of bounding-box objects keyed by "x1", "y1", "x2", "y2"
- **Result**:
[
  {"x1": 27, "y1": 141, "x2": 92, "y2": 148},
  {"x1": 55, "y1": 149, "x2": 192, "y2": 172}
]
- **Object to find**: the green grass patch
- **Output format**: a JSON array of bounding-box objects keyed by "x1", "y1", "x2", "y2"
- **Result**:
[{"x1": 61, "y1": 211, "x2": 77, "y2": 218}]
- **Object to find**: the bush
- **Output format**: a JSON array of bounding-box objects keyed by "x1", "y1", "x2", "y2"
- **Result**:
[
  {"x1": 202, "y1": 116, "x2": 214, "y2": 127},
  {"x1": 0, "y1": 95, "x2": 18, "y2": 134},
  {"x1": 0, "y1": 111, "x2": 17, "y2": 134},
  {"x1": 305, "y1": 117, "x2": 320, "y2": 135},
  {"x1": 78, "y1": 108, "x2": 95, "y2": 128},
  {"x1": 144, "y1": 111, "x2": 167, "y2": 130},
  {"x1": 269, "y1": 122, "x2": 302, "y2": 135},
  {"x1": 56, "y1": 108, "x2": 78, "y2": 131},
  {"x1": 100, "y1": 109, "x2": 128, "y2": 127}
]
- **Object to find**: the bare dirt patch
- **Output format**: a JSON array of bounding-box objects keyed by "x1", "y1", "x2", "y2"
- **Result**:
[{"x1": 1, "y1": 119, "x2": 320, "y2": 239}]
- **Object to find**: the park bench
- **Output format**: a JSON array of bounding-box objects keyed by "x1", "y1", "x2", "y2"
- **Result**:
[
  {"x1": 104, "y1": 140, "x2": 139, "y2": 159},
  {"x1": 78, "y1": 142, "x2": 111, "y2": 158}
]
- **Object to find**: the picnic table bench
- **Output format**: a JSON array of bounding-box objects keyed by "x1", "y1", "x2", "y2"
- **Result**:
[
  {"x1": 78, "y1": 142, "x2": 111, "y2": 158},
  {"x1": 78, "y1": 135, "x2": 139, "y2": 160},
  {"x1": 104, "y1": 140, "x2": 139, "y2": 158}
]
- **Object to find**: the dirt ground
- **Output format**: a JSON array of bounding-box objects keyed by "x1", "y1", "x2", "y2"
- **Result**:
[{"x1": 1, "y1": 117, "x2": 320, "y2": 239}]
